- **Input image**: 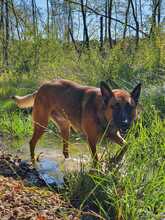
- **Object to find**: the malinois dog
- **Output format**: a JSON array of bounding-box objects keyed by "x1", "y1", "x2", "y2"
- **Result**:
[{"x1": 12, "y1": 79, "x2": 141, "y2": 162}]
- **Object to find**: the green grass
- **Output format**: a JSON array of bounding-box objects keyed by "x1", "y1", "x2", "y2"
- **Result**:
[
  {"x1": 63, "y1": 103, "x2": 165, "y2": 220},
  {"x1": 0, "y1": 110, "x2": 32, "y2": 137},
  {"x1": 0, "y1": 36, "x2": 165, "y2": 219}
]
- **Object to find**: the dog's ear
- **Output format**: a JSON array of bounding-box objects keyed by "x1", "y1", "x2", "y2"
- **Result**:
[
  {"x1": 131, "y1": 83, "x2": 141, "y2": 105},
  {"x1": 100, "y1": 81, "x2": 113, "y2": 105}
]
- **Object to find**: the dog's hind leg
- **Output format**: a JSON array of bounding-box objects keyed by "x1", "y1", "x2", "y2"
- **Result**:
[
  {"x1": 30, "y1": 107, "x2": 49, "y2": 161},
  {"x1": 51, "y1": 112, "x2": 70, "y2": 158}
]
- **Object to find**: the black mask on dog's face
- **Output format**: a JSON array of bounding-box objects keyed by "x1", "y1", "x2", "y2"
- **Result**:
[
  {"x1": 112, "y1": 102, "x2": 134, "y2": 133},
  {"x1": 100, "y1": 82, "x2": 141, "y2": 133}
]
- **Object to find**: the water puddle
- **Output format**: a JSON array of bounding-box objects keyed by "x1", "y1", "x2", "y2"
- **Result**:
[
  {"x1": 1, "y1": 133, "x2": 91, "y2": 187},
  {"x1": 35, "y1": 159, "x2": 64, "y2": 187}
]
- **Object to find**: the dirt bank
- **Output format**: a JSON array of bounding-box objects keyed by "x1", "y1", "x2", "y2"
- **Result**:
[{"x1": 0, "y1": 150, "x2": 81, "y2": 220}]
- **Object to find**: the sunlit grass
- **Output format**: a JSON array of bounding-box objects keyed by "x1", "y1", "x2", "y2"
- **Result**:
[
  {"x1": 0, "y1": 110, "x2": 32, "y2": 137},
  {"x1": 63, "y1": 104, "x2": 165, "y2": 220},
  {"x1": 0, "y1": 37, "x2": 165, "y2": 219}
]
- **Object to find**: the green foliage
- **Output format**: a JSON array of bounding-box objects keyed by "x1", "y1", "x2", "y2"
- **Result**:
[
  {"x1": 64, "y1": 103, "x2": 165, "y2": 220},
  {"x1": 0, "y1": 35, "x2": 165, "y2": 220},
  {"x1": 0, "y1": 110, "x2": 32, "y2": 137},
  {"x1": 1, "y1": 34, "x2": 164, "y2": 88}
]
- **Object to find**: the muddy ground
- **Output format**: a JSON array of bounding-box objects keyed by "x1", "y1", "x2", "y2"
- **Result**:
[{"x1": 0, "y1": 150, "x2": 84, "y2": 220}]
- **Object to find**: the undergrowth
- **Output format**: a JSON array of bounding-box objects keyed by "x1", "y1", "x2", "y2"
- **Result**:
[
  {"x1": 0, "y1": 36, "x2": 165, "y2": 219},
  {"x1": 63, "y1": 103, "x2": 165, "y2": 220}
]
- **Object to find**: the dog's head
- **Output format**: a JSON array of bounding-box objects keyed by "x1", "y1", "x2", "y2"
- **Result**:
[{"x1": 100, "y1": 81, "x2": 141, "y2": 134}]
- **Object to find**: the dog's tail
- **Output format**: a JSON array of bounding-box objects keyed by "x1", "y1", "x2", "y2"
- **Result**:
[{"x1": 11, "y1": 91, "x2": 37, "y2": 108}]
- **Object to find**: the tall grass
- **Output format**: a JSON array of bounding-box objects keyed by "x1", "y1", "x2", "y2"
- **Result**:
[
  {"x1": 64, "y1": 103, "x2": 165, "y2": 220},
  {"x1": 0, "y1": 35, "x2": 165, "y2": 219},
  {"x1": 0, "y1": 110, "x2": 32, "y2": 137}
]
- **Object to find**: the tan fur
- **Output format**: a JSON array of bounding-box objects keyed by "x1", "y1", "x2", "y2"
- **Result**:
[
  {"x1": 13, "y1": 91, "x2": 37, "y2": 108},
  {"x1": 12, "y1": 79, "x2": 140, "y2": 162}
]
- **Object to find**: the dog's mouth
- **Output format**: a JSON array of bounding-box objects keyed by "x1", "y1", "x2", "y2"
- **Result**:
[
  {"x1": 105, "y1": 121, "x2": 130, "y2": 139},
  {"x1": 106, "y1": 128, "x2": 128, "y2": 140},
  {"x1": 119, "y1": 128, "x2": 129, "y2": 137}
]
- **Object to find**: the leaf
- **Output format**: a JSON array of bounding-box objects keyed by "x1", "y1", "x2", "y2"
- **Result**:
[{"x1": 36, "y1": 214, "x2": 47, "y2": 220}]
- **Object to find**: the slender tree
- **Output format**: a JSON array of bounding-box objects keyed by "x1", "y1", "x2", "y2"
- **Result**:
[
  {"x1": 150, "y1": 0, "x2": 160, "y2": 35},
  {"x1": 123, "y1": 0, "x2": 131, "y2": 39},
  {"x1": 104, "y1": 0, "x2": 108, "y2": 41},
  {"x1": 80, "y1": 0, "x2": 89, "y2": 48},
  {"x1": 32, "y1": 0, "x2": 37, "y2": 38},
  {"x1": 4, "y1": 0, "x2": 9, "y2": 66},
  {"x1": 108, "y1": 0, "x2": 113, "y2": 48},
  {"x1": 139, "y1": 0, "x2": 143, "y2": 36},
  {"x1": 100, "y1": 16, "x2": 103, "y2": 50},
  {"x1": 11, "y1": 0, "x2": 21, "y2": 40},
  {"x1": 47, "y1": 0, "x2": 50, "y2": 38},
  {"x1": 130, "y1": 0, "x2": 139, "y2": 45},
  {"x1": 0, "y1": 0, "x2": 5, "y2": 65}
]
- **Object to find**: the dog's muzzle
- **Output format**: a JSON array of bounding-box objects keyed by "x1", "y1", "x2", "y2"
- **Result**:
[{"x1": 118, "y1": 120, "x2": 131, "y2": 136}]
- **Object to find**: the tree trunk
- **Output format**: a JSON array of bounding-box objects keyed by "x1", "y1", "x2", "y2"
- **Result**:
[
  {"x1": 139, "y1": 0, "x2": 143, "y2": 36},
  {"x1": 32, "y1": 0, "x2": 36, "y2": 38},
  {"x1": 104, "y1": 0, "x2": 108, "y2": 41},
  {"x1": 130, "y1": 0, "x2": 139, "y2": 46},
  {"x1": 31, "y1": 0, "x2": 39, "y2": 69},
  {"x1": 0, "y1": 0, "x2": 4, "y2": 31},
  {"x1": 4, "y1": 0, "x2": 9, "y2": 66},
  {"x1": 123, "y1": 0, "x2": 131, "y2": 39},
  {"x1": 0, "y1": 0, "x2": 5, "y2": 65},
  {"x1": 47, "y1": 0, "x2": 50, "y2": 38},
  {"x1": 150, "y1": 0, "x2": 160, "y2": 35},
  {"x1": 11, "y1": 0, "x2": 21, "y2": 40},
  {"x1": 68, "y1": 2, "x2": 73, "y2": 43},
  {"x1": 157, "y1": 0, "x2": 161, "y2": 25},
  {"x1": 114, "y1": 0, "x2": 117, "y2": 42},
  {"x1": 80, "y1": 0, "x2": 89, "y2": 48},
  {"x1": 100, "y1": 16, "x2": 103, "y2": 51},
  {"x1": 108, "y1": 0, "x2": 113, "y2": 48}
]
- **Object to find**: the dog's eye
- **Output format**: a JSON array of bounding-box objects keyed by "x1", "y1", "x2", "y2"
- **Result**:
[{"x1": 125, "y1": 103, "x2": 133, "y2": 111}]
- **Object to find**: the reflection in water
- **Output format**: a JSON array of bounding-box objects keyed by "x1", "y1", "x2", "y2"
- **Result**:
[
  {"x1": 36, "y1": 159, "x2": 64, "y2": 186},
  {"x1": 2, "y1": 133, "x2": 91, "y2": 186}
]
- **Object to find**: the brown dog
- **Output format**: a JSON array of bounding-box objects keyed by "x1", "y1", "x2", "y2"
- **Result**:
[{"x1": 13, "y1": 79, "x2": 141, "y2": 162}]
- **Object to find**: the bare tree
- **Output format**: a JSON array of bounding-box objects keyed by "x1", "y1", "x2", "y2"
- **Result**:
[
  {"x1": 104, "y1": 0, "x2": 108, "y2": 41},
  {"x1": 139, "y1": 0, "x2": 143, "y2": 36},
  {"x1": 0, "y1": 0, "x2": 5, "y2": 64},
  {"x1": 108, "y1": 0, "x2": 113, "y2": 48},
  {"x1": 68, "y1": 2, "x2": 74, "y2": 43},
  {"x1": 32, "y1": 0, "x2": 37, "y2": 37},
  {"x1": 4, "y1": 0, "x2": 9, "y2": 66},
  {"x1": 123, "y1": 0, "x2": 131, "y2": 39},
  {"x1": 47, "y1": 0, "x2": 50, "y2": 38},
  {"x1": 130, "y1": 0, "x2": 139, "y2": 45},
  {"x1": 80, "y1": 0, "x2": 89, "y2": 48},
  {"x1": 150, "y1": 0, "x2": 160, "y2": 35},
  {"x1": 11, "y1": 0, "x2": 21, "y2": 40},
  {"x1": 100, "y1": 16, "x2": 103, "y2": 50},
  {"x1": 114, "y1": 0, "x2": 117, "y2": 42},
  {"x1": 157, "y1": 0, "x2": 161, "y2": 25}
]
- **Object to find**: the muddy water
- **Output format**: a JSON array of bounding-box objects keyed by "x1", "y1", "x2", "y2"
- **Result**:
[{"x1": 2, "y1": 133, "x2": 91, "y2": 186}]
